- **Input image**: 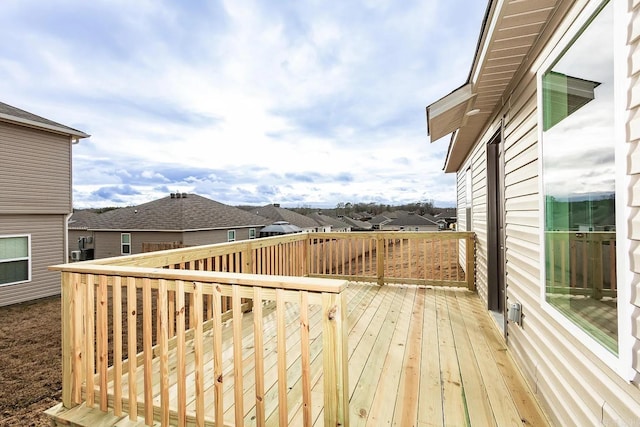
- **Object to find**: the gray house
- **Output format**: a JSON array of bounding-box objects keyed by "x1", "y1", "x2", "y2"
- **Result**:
[
  {"x1": 382, "y1": 212, "x2": 439, "y2": 231},
  {"x1": 0, "y1": 101, "x2": 89, "y2": 307},
  {"x1": 253, "y1": 203, "x2": 318, "y2": 232},
  {"x1": 427, "y1": 0, "x2": 640, "y2": 423},
  {"x1": 75, "y1": 193, "x2": 268, "y2": 259}
]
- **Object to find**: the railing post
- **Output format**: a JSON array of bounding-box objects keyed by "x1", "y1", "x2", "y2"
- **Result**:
[
  {"x1": 61, "y1": 271, "x2": 74, "y2": 408},
  {"x1": 322, "y1": 292, "x2": 349, "y2": 426},
  {"x1": 303, "y1": 234, "x2": 310, "y2": 277},
  {"x1": 376, "y1": 236, "x2": 385, "y2": 286},
  {"x1": 466, "y1": 233, "x2": 476, "y2": 291}
]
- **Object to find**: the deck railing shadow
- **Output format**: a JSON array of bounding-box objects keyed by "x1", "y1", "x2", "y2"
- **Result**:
[{"x1": 50, "y1": 231, "x2": 475, "y2": 426}]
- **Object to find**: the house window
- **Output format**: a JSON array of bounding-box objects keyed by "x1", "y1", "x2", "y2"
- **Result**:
[
  {"x1": 249, "y1": 228, "x2": 256, "y2": 239},
  {"x1": 0, "y1": 235, "x2": 31, "y2": 286},
  {"x1": 228, "y1": 230, "x2": 236, "y2": 242},
  {"x1": 541, "y1": 1, "x2": 617, "y2": 353},
  {"x1": 121, "y1": 233, "x2": 131, "y2": 255}
]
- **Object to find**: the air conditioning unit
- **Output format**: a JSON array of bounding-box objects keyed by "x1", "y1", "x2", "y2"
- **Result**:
[{"x1": 71, "y1": 250, "x2": 81, "y2": 262}]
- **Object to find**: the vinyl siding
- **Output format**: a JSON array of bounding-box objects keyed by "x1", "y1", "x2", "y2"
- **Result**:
[
  {"x1": 627, "y1": 0, "x2": 640, "y2": 379},
  {"x1": 454, "y1": 1, "x2": 640, "y2": 424},
  {"x1": 184, "y1": 227, "x2": 256, "y2": 246},
  {"x1": 0, "y1": 121, "x2": 72, "y2": 214},
  {"x1": 0, "y1": 215, "x2": 66, "y2": 306},
  {"x1": 91, "y1": 228, "x2": 257, "y2": 259}
]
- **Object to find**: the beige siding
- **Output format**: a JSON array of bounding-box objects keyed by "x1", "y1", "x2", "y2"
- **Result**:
[
  {"x1": 91, "y1": 228, "x2": 260, "y2": 259},
  {"x1": 184, "y1": 227, "x2": 258, "y2": 246},
  {"x1": 93, "y1": 231, "x2": 182, "y2": 259},
  {"x1": 455, "y1": 2, "x2": 640, "y2": 425},
  {"x1": 0, "y1": 215, "x2": 66, "y2": 306},
  {"x1": 0, "y1": 122, "x2": 72, "y2": 215},
  {"x1": 628, "y1": 0, "x2": 640, "y2": 380}
]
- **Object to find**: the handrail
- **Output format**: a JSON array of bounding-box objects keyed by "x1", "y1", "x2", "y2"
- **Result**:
[{"x1": 52, "y1": 230, "x2": 475, "y2": 426}]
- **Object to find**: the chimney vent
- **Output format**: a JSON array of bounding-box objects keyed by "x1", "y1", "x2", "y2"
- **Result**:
[
  {"x1": 170, "y1": 193, "x2": 176, "y2": 198},
  {"x1": 274, "y1": 203, "x2": 280, "y2": 208},
  {"x1": 182, "y1": 193, "x2": 187, "y2": 198}
]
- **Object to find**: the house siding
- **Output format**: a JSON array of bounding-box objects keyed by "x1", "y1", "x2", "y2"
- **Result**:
[
  {"x1": 184, "y1": 227, "x2": 257, "y2": 246},
  {"x1": 457, "y1": 0, "x2": 640, "y2": 424},
  {"x1": 628, "y1": 0, "x2": 640, "y2": 379},
  {"x1": 91, "y1": 228, "x2": 259, "y2": 259},
  {"x1": 0, "y1": 215, "x2": 66, "y2": 306},
  {"x1": 0, "y1": 121, "x2": 71, "y2": 214}
]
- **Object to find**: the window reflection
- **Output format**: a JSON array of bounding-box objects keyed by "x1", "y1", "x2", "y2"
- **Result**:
[{"x1": 542, "y1": 2, "x2": 617, "y2": 353}]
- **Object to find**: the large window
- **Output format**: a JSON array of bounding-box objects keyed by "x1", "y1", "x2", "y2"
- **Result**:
[
  {"x1": 541, "y1": 2, "x2": 616, "y2": 353},
  {"x1": 121, "y1": 233, "x2": 131, "y2": 255},
  {"x1": 0, "y1": 235, "x2": 31, "y2": 286}
]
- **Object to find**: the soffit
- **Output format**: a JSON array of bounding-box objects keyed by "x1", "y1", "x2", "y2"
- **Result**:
[{"x1": 429, "y1": 0, "x2": 561, "y2": 173}]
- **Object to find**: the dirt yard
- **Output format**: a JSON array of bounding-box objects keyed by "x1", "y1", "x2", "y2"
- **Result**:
[{"x1": 0, "y1": 296, "x2": 61, "y2": 427}]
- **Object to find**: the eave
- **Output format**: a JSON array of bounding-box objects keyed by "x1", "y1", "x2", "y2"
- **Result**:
[
  {"x1": 426, "y1": 0, "x2": 561, "y2": 173},
  {"x1": 0, "y1": 113, "x2": 90, "y2": 141}
]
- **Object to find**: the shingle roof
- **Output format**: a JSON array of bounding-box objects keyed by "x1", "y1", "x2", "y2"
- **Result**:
[
  {"x1": 253, "y1": 204, "x2": 319, "y2": 229},
  {"x1": 0, "y1": 101, "x2": 89, "y2": 138},
  {"x1": 68, "y1": 210, "x2": 100, "y2": 230},
  {"x1": 307, "y1": 212, "x2": 351, "y2": 229},
  {"x1": 340, "y1": 216, "x2": 372, "y2": 230},
  {"x1": 387, "y1": 214, "x2": 438, "y2": 227},
  {"x1": 90, "y1": 193, "x2": 269, "y2": 231}
]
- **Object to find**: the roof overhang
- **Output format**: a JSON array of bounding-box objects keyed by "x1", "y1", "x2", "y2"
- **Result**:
[
  {"x1": 426, "y1": 83, "x2": 477, "y2": 141},
  {"x1": 0, "y1": 112, "x2": 90, "y2": 140},
  {"x1": 426, "y1": 0, "x2": 561, "y2": 173}
]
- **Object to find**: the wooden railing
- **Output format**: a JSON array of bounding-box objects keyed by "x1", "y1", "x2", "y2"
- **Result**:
[
  {"x1": 545, "y1": 231, "x2": 616, "y2": 299},
  {"x1": 51, "y1": 231, "x2": 475, "y2": 426}
]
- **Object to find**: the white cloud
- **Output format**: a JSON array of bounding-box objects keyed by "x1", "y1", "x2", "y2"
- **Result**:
[{"x1": 0, "y1": 0, "x2": 485, "y2": 209}]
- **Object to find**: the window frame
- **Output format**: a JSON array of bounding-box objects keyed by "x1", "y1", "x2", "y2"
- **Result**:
[
  {"x1": 121, "y1": 233, "x2": 131, "y2": 255},
  {"x1": 536, "y1": 0, "x2": 633, "y2": 380},
  {"x1": 228, "y1": 230, "x2": 236, "y2": 242},
  {"x1": 0, "y1": 234, "x2": 31, "y2": 286},
  {"x1": 249, "y1": 228, "x2": 256, "y2": 240}
]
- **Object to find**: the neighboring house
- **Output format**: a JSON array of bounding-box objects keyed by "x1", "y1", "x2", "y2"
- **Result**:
[
  {"x1": 0, "y1": 101, "x2": 89, "y2": 307},
  {"x1": 426, "y1": 0, "x2": 640, "y2": 424},
  {"x1": 253, "y1": 203, "x2": 318, "y2": 232},
  {"x1": 259, "y1": 221, "x2": 302, "y2": 237},
  {"x1": 369, "y1": 214, "x2": 393, "y2": 230},
  {"x1": 68, "y1": 209, "x2": 99, "y2": 261},
  {"x1": 340, "y1": 216, "x2": 372, "y2": 231},
  {"x1": 381, "y1": 212, "x2": 439, "y2": 231},
  {"x1": 306, "y1": 212, "x2": 352, "y2": 232},
  {"x1": 81, "y1": 193, "x2": 268, "y2": 259},
  {"x1": 433, "y1": 208, "x2": 457, "y2": 230}
]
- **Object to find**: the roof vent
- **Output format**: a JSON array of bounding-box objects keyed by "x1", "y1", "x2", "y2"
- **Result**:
[
  {"x1": 273, "y1": 203, "x2": 280, "y2": 208},
  {"x1": 181, "y1": 193, "x2": 187, "y2": 198},
  {"x1": 170, "y1": 193, "x2": 176, "y2": 198}
]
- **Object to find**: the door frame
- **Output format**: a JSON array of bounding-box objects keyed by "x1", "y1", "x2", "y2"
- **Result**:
[{"x1": 486, "y1": 126, "x2": 507, "y2": 335}]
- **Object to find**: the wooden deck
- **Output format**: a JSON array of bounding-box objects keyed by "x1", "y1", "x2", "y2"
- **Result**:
[{"x1": 49, "y1": 282, "x2": 549, "y2": 426}]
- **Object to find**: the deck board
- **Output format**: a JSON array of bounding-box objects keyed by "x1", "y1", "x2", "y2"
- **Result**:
[{"x1": 89, "y1": 283, "x2": 549, "y2": 427}]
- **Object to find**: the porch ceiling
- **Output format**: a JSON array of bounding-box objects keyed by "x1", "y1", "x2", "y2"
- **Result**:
[{"x1": 427, "y1": 0, "x2": 560, "y2": 173}]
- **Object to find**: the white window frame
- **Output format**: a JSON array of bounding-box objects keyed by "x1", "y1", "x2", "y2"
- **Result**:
[
  {"x1": 228, "y1": 230, "x2": 236, "y2": 242},
  {"x1": 536, "y1": 0, "x2": 633, "y2": 380},
  {"x1": 0, "y1": 234, "x2": 31, "y2": 286},
  {"x1": 249, "y1": 228, "x2": 256, "y2": 240},
  {"x1": 121, "y1": 233, "x2": 131, "y2": 255}
]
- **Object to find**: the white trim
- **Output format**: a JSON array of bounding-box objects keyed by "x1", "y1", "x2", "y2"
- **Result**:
[
  {"x1": 0, "y1": 113, "x2": 89, "y2": 139},
  {"x1": 249, "y1": 228, "x2": 256, "y2": 240},
  {"x1": 227, "y1": 230, "x2": 236, "y2": 242},
  {"x1": 536, "y1": 0, "x2": 634, "y2": 381},
  {"x1": 121, "y1": 232, "x2": 131, "y2": 255},
  {"x1": 471, "y1": 0, "x2": 504, "y2": 85},
  {"x1": 0, "y1": 234, "x2": 32, "y2": 287}
]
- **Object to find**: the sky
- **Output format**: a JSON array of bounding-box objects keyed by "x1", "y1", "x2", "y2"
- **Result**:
[{"x1": 0, "y1": 0, "x2": 487, "y2": 209}]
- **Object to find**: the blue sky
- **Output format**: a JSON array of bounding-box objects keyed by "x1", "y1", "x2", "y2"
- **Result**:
[{"x1": 0, "y1": 0, "x2": 486, "y2": 209}]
